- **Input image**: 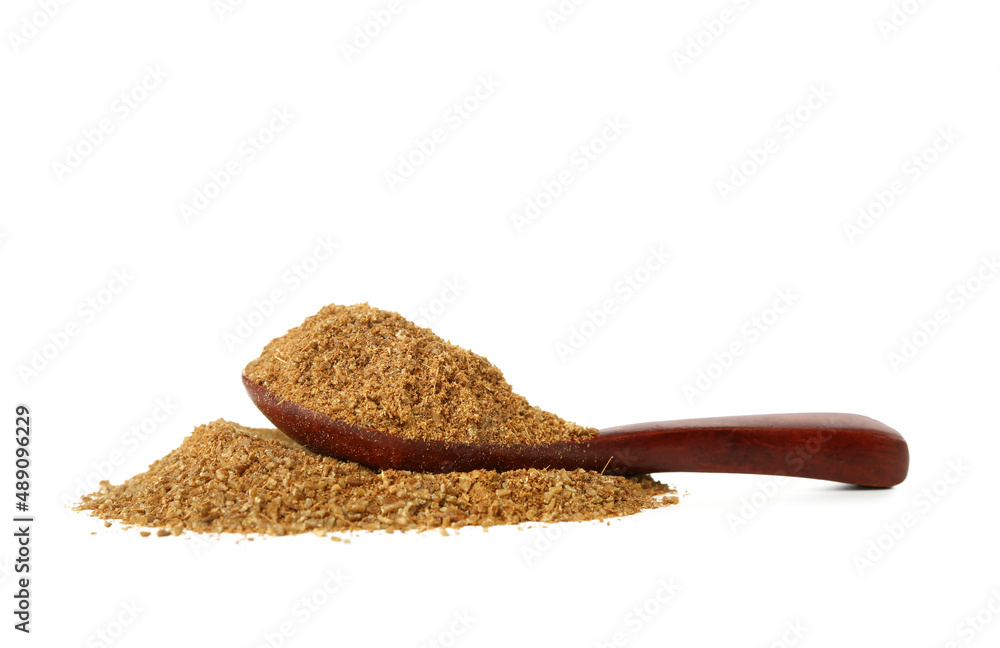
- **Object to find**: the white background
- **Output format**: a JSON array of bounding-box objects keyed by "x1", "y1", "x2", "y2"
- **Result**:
[{"x1": 2, "y1": 1, "x2": 999, "y2": 646}]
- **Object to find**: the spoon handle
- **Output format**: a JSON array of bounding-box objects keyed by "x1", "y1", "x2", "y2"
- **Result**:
[{"x1": 594, "y1": 413, "x2": 908, "y2": 487}]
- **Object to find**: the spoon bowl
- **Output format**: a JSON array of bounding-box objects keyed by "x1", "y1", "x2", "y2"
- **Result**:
[{"x1": 243, "y1": 373, "x2": 908, "y2": 487}]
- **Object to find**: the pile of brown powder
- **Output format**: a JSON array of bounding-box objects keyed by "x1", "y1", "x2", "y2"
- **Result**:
[
  {"x1": 244, "y1": 303, "x2": 597, "y2": 445},
  {"x1": 77, "y1": 420, "x2": 676, "y2": 536}
]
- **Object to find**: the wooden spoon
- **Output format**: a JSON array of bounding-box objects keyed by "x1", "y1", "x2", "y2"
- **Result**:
[{"x1": 242, "y1": 374, "x2": 908, "y2": 487}]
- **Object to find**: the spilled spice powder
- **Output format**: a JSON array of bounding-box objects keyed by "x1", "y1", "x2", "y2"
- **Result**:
[
  {"x1": 244, "y1": 303, "x2": 597, "y2": 445},
  {"x1": 77, "y1": 420, "x2": 676, "y2": 536}
]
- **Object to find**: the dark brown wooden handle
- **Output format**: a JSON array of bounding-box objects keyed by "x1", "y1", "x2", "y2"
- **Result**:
[{"x1": 594, "y1": 413, "x2": 909, "y2": 487}]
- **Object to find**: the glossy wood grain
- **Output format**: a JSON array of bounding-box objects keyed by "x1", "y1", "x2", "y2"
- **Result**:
[{"x1": 243, "y1": 374, "x2": 909, "y2": 487}]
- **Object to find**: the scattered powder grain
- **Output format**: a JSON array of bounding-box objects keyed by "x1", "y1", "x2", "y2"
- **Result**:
[
  {"x1": 77, "y1": 420, "x2": 676, "y2": 536},
  {"x1": 244, "y1": 303, "x2": 597, "y2": 445}
]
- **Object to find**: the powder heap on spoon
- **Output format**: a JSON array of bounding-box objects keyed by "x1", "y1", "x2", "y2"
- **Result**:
[{"x1": 244, "y1": 303, "x2": 597, "y2": 446}]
